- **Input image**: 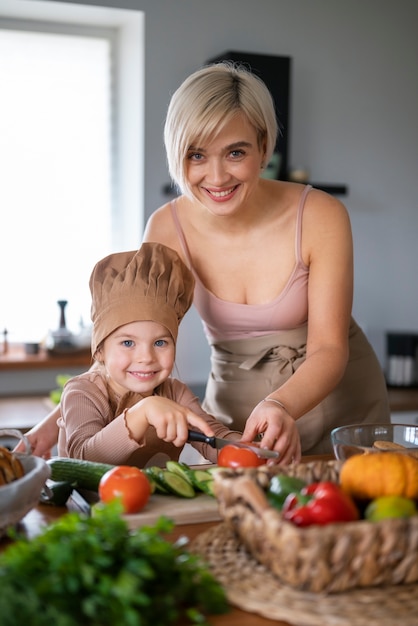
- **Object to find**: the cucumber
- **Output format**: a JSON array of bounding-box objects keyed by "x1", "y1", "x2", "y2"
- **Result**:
[
  {"x1": 47, "y1": 457, "x2": 114, "y2": 492},
  {"x1": 143, "y1": 467, "x2": 169, "y2": 494},
  {"x1": 197, "y1": 479, "x2": 215, "y2": 497},
  {"x1": 165, "y1": 461, "x2": 195, "y2": 487},
  {"x1": 40, "y1": 480, "x2": 75, "y2": 506},
  {"x1": 190, "y1": 469, "x2": 213, "y2": 490},
  {"x1": 157, "y1": 470, "x2": 196, "y2": 498}
]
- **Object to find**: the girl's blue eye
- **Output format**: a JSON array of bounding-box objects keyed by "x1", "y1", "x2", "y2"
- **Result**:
[
  {"x1": 154, "y1": 339, "x2": 166, "y2": 347},
  {"x1": 122, "y1": 340, "x2": 134, "y2": 348}
]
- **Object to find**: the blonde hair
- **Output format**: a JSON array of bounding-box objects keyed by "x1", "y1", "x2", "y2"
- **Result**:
[{"x1": 164, "y1": 62, "x2": 278, "y2": 196}]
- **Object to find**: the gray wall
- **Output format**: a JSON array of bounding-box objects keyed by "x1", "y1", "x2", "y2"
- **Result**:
[{"x1": 18, "y1": 0, "x2": 418, "y2": 387}]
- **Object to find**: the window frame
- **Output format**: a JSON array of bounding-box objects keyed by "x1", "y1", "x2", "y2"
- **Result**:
[{"x1": 0, "y1": 2, "x2": 144, "y2": 341}]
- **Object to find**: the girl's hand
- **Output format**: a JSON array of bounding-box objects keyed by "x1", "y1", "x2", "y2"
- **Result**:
[
  {"x1": 14, "y1": 427, "x2": 54, "y2": 459},
  {"x1": 125, "y1": 396, "x2": 215, "y2": 447},
  {"x1": 242, "y1": 400, "x2": 301, "y2": 465}
]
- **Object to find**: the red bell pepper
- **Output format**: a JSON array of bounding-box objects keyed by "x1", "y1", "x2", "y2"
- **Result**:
[{"x1": 282, "y1": 481, "x2": 359, "y2": 527}]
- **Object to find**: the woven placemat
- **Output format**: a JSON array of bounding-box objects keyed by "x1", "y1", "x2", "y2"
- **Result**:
[{"x1": 191, "y1": 523, "x2": 418, "y2": 626}]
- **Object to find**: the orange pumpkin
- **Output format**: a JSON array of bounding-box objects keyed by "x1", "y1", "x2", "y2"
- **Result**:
[{"x1": 339, "y1": 452, "x2": 418, "y2": 500}]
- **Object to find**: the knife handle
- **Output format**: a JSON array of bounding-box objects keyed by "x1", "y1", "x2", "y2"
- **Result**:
[{"x1": 187, "y1": 429, "x2": 216, "y2": 448}]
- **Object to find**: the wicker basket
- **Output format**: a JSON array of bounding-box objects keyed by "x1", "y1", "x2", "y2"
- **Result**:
[{"x1": 213, "y1": 460, "x2": 418, "y2": 593}]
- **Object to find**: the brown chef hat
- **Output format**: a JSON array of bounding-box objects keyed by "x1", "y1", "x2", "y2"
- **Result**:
[{"x1": 90, "y1": 242, "x2": 195, "y2": 356}]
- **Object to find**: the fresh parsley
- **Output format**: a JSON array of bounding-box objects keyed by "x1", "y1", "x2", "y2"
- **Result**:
[{"x1": 0, "y1": 502, "x2": 228, "y2": 625}]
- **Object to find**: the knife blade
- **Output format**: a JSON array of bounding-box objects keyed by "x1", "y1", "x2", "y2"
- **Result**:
[{"x1": 187, "y1": 429, "x2": 279, "y2": 459}]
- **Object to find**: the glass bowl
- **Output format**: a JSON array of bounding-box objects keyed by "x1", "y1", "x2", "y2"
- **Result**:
[{"x1": 331, "y1": 423, "x2": 418, "y2": 460}]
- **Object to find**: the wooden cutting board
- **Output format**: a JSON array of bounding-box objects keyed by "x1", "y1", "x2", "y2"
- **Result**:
[
  {"x1": 122, "y1": 492, "x2": 221, "y2": 530},
  {"x1": 70, "y1": 489, "x2": 221, "y2": 529}
]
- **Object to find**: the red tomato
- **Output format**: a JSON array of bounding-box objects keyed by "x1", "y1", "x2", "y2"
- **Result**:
[
  {"x1": 217, "y1": 444, "x2": 266, "y2": 468},
  {"x1": 98, "y1": 465, "x2": 151, "y2": 514}
]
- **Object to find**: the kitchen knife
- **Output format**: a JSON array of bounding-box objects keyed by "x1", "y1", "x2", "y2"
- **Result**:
[{"x1": 187, "y1": 429, "x2": 279, "y2": 459}]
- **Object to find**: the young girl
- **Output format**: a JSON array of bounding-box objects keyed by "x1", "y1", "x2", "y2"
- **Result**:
[{"x1": 57, "y1": 242, "x2": 242, "y2": 467}]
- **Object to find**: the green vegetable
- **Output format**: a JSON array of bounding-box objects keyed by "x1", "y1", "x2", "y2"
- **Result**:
[
  {"x1": 156, "y1": 470, "x2": 196, "y2": 498},
  {"x1": 365, "y1": 495, "x2": 417, "y2": 521},
  {"x1": 267, "y1": 474, "x2": 307, "y2": 510},
  {"x1": 0, "y1": 502, "x2": 228, "y2": 626},
  {"x1": 47, "y1": 458, "x2": 114, "y2": 491},
  {"x1": 166, "y1": 460, "x2": 195, "y2": 486},
  {"x1": 49, "y1": 374, "x2": 72, "y2": 405},
  {"x1": 145, "y1": 463, "x2": 216, "y2": 498},
  {"x1": 40, "y1": 480, "x2": 75, "y2": 506},
  {"x1": 143, "y1": 467, "x2": 170, "y2": 493}
]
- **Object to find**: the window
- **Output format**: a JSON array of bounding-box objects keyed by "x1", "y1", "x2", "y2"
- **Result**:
[{"x1": 0, "y1": 3, "x2": 144, "y2": 344}]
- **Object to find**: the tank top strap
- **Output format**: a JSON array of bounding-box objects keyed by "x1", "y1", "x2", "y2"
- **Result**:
[
  {"x1": 170, "y1": 199, "x2": 195, "y2": 272},
  {"x1": 295, "y1": 185, "x2": 312, "y2": 263}
]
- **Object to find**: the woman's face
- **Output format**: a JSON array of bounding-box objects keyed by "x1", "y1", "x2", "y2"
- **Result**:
[
  {"x1": 185, "y1": 113, "x2": 265, "y2": 216},
  {"x1": 97, "y1": 320, "x2": 175, "y2": 397}
]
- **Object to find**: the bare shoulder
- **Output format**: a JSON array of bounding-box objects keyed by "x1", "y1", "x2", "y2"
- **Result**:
[
  {"x1": 305, "y1": 186, "x2": 350, "y2": 224},
  {"x1": 301, "y1": 187, "x2": 352, "y2": 261},
  {"x1": 143, "y1": 200, "x2": 181, "y2": 250}
]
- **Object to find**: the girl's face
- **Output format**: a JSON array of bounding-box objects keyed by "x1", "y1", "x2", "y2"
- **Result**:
[
  {"x1": 185, "y1": 112, "x2": 265, "y2": 216},
  {"x1": 97, "y1": 320, "x2": 175, "y2": 397}
]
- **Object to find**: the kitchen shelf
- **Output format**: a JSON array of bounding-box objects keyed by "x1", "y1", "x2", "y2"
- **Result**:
[{"x1": 0, "y1": 344, "x2": 92, "y2": 372}]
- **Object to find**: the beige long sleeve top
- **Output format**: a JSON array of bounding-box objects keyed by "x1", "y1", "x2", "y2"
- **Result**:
[{"x1": 57, "y1": 369, "x2": 241, "y2": 467}]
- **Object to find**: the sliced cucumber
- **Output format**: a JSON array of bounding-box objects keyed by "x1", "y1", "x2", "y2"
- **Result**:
[
  {"x1": 190, "y1": 469, "x2": 213, "y2": 490},
  {"x1": 196, "y1": 478, "x2": 215, "y2": 497},
  {"x1": 165, "y1": 461, "x2": 195, "y2": 487},
  {"x1": 140, "y1": 468, "x2": 158, "y2": 494},
  {"x1": 143, "y1": 467, "x2": 170, "y2": 494},
  {"x1": 158, "y1": 470, "x2": 196, "y2": 498}
]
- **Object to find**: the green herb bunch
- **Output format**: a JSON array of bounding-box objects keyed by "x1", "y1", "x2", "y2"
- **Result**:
[{"x1": 0, "y1": 502, "x2": 228, "y2": 626}]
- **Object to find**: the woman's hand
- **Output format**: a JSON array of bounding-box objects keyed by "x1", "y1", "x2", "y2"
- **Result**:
[
  {"x1": 242, "y1": 400, "x2": 301, "y2": 465},
  {"x1": 125, "y1": 396, "x2": 215, "y2": 447}
]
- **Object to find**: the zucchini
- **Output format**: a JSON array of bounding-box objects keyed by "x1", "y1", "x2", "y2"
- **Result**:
[{"x1": 47, "y1": 457, "x2": 114, "y2": 492}]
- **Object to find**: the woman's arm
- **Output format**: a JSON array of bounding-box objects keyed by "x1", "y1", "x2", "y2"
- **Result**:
[{"x1": 243, "y1": 191, "x2": 353, "y2": 458}]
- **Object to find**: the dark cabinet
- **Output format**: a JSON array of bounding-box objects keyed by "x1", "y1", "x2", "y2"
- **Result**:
[
  {"x1": 207, "y1": 51, "x2": 347, "y2": 196},
  {"x1": 208, "y1": 51, "x2": 291, "y2": 182}
]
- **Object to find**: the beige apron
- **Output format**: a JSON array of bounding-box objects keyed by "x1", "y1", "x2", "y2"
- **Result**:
[{"x1": 202, "y1": 318, "x2": 390, "y2": 455}]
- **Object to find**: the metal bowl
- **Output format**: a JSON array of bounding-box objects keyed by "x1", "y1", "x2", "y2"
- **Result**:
[{"x1": 331, "y1": 423, "x2": 418, "y2": 460}]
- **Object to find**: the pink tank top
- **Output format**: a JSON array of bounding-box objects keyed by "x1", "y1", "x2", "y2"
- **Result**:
[{"x1": 170, "y1": 185, "x2": 311, "y2": 341}]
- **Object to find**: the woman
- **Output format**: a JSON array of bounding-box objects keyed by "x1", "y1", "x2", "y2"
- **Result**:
[{"x1": 22, "y1": 62, "x2": 389, "y2": 463}]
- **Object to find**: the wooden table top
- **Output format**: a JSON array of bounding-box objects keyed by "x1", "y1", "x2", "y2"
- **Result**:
[{"x1": 0, "y1": 455, "x2": 334, "y2": 625}]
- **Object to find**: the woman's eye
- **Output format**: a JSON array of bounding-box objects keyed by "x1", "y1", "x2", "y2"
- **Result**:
[
  {"x1": 187, "y1": 152, "x2": 203, "y2": 161},
  {"x1": 230, "y1": 149, "x2": 245, "y2": 158}
]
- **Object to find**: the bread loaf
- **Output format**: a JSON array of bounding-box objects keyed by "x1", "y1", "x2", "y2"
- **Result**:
[{"x1": 0, "y1": 446, "x2": 24, "y2": 486}]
